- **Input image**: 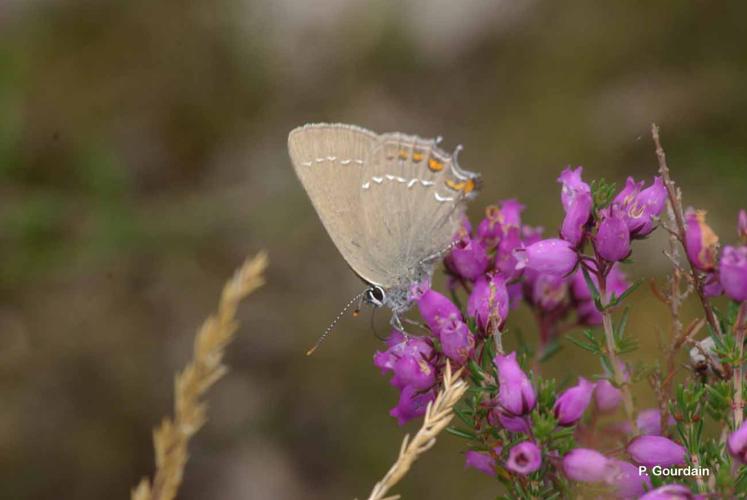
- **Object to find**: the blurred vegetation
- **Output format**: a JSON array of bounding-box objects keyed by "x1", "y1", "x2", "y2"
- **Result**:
[{"x1": 0, "y1": 1, "x2": 745, "y2": 498}]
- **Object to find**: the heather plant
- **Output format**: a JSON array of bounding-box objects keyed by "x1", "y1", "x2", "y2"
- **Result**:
[{"x1": 366, "y1": 126, "x2": 747, "y2": 499}]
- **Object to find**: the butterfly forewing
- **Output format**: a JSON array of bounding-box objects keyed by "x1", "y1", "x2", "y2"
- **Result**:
[{"x1": 288, "y1": 124, "x2": 391, "y2": 287}]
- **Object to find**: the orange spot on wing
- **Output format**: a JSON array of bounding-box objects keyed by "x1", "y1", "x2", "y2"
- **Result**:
[
  {"x1": 428, "y1": 157, "x2": 444, "y2": 172},
  {"x1": 446, "y1": 178, "x2": 478, "y2": 194}
]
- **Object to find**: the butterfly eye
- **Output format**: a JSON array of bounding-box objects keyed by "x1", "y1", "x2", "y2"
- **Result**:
[{"x1": 366, "y1": 286, "x2": 386, "y2": 307}]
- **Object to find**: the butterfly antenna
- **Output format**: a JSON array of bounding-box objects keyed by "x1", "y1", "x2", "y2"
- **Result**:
[
  {"x1": 306, "y1": 290, "x2": 367, "y2": 356},
  {"x1": 352, "y1": 292, "x2": 365, "y2": 317}
]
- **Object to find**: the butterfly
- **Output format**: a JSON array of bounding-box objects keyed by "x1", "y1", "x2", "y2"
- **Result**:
[{"x1": 288, "y1": 123, "x2": 480, "y2": 351}]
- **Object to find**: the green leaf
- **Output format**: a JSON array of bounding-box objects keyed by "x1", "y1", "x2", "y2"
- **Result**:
[
  {"x1": 608, "y1": 279, "x2": 642, "y2": 307},
  {"x1": 531, "y1": 410, "x2": 558, "y2": 441},
  {"x1": 446, "y1": 426, "x2": 476, "y2": 440},
  {"x1": 581, "y1": 266, "x2": 604, "y2": 311},
  {"x1": 599, "y1": 352, "x2": 613, "y2": 375},
  {"x1": 468, "y1": 359, "x2": 485, "y2": 382},
  {"x1": 728, "y1": 301, "x2": 741, "y2": 325},
  {"x1": 616, "y1": 307, "x2": 630, "y2": 340},
  {"x1": 467, "y1": 385, "x2": 495, "y2": 395},
  {"x1": 567, "y1": 328, "x2": 605, "y2": 356},
  {"x1": 591, "y1": 178, "x2": 618, "y2": 210},
  {"x1": 616, "y1": 337, "x2": 639, "y2": 354},
  {"x1": 566, "y1": 335, "x2": 599, "y2": 354},
  {"x1": 453, "y1": 407, "x2": 473, "y2": 427},
  {"x1": 539, "y1": 339, "x2": 563, "y2": 362}
]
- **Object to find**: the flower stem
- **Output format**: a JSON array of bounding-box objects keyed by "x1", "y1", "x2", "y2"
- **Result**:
[
  {"x1": 601, "y1": 307, "x2": 637, "y2": 433},
  {"x1": 652, "y1": 123, "x2": 722, "y2": 337},
  {"x1": 690, "y1": 453, "x2": 707, "y2": 493},
  {"x1": 733, "y1": 302, "x2": 747, "y2": 429},
  {"x1": 493, "y1": 326, "x2": 504, "y2": 356},
  {"x1": 531, "y1": 313, "x2": 549, "y2": 374},
  {"x1": 598, "y1": 271, "x2": 637, "y2": 433}
]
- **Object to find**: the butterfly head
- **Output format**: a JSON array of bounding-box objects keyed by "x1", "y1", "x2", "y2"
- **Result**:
[{"x1": 365, "y1": 285, "x2": 387, "y2": 307}]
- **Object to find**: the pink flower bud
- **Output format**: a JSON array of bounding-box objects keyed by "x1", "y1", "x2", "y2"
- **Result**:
[
  {"x1": 605, "y1": 459, "x2": 651, "y2": 498},
  {"x1": 639, "y1": 484, "x2": 699, "y2": 500},
  {"x1": 631, "y1": 176, "x2": 667, "y2": 236},
  {"x1": 477, "y1": 199, "x2": 525, "y2": 249},
  {"x1": 517, "y1": 238, "x2": 578, "y2": 276},
  {"x1": 595, "y1": 206, "x2": 631, "y2": 262},
  {"x1": 561, "y1": 197, "x2": 592, "y2": 245},
  {"x1": 720, "y1": 245, "x2": 747, "y2": 302},
  {"x1": 594, "y1": 379, "x2": 622, "y2": 413},
  {"x1": 464, "y1": 450, "x2": 496, "y2": 476},
  {"x1": 467, "y1": 274, "x2": 509, "y2": 332},
  {"x1": 728, "y1": 420, "x2": 747, "y2": 464},
  {"x1": 558, "y1": 167, "x2": 592, "y2": 247},
  {"x1": 703, "y1": 271, "x2": 724, "y2": 297},
  {"x1": 739, "y1": 209, "x2": 747, "y2": 243},
  {"x1": 636, "y1": 408, "x2": 674, "y2": 436},
  {"x1": 476, "y1": 205, "x2": 504, "y2": 248},
  {"x1": 554, "y1": 377, "x2": 594, "y2": 426},
  {"x1": 613, "y1": 177, "x2": 644, "y2": 207},
  {"x1": 373, "y1": 330, "x2": 433, "y2": 376},
  {"x1": 558, "y1": 166, "x2": 591, "y2": 212},
  {"x1": 417, "y1": 289, "x2": 461, "y2": 338},
  {"x1": 500, "y1": 199, "x2": 525, "y2": 229},
  {"x1": 613, "y1": 176, "x2": 666, "y2": 237},
  {"x1": 627, "y1": 435, "x2": 686, "y2": 467},
  {"x1": 562, "y1": 448, "x2": 609, "y2": 482},
  {"x1": 495, "y1": 226, "x2": 526, "y2": 279},
  {"x1": 390, "y1": 356, "x2": 435, "y2": 391},
  {"x1": 389, "y1": 386, "x2": 435, "y2": 426},
  {"x1": 494, "y1": 352, "x2": 536, "y2": 416},
  {"x1": 489, "y1": 409, "x2": 531, "y2": 434},
  {"x1": 530, "y1": 273, "x2": 568, "y2": 312},
  {"x1": 448, "y1": 232, "x2": 489, "y2": 280},
  {"x1": 439, "y1": 317, "x2": 475, "y2": 366}
]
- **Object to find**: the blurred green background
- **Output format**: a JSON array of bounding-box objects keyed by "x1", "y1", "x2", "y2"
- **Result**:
[{"x1": 0, "y1": 1, "x2": 746, "y2": 498}]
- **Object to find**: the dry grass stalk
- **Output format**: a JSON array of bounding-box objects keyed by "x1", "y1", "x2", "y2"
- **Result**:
[
  {"x1": 366, "y1": 362, "x2": 468, "y2": 500},
  {"x1": 131, "y1": 251, "x2": 268, "y2": 500}
]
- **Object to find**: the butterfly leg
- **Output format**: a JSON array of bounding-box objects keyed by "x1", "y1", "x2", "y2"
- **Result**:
[
  {"x1": 370, "y1": 307, "x2": 388, "y2": 341},
  {"x1": 390, "y1": 312, "x2": 405, "y2": 333},
  {"x1": 401, "y1": 317, "x2": 430, "y2": 335}
]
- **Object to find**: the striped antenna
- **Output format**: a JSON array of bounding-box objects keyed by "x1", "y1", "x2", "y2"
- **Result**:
[{"x1": 306, "y1": 289, "x2": 367, "y2": 356}]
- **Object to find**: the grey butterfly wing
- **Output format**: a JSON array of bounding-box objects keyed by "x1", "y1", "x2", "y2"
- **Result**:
[
  {"x1": 359, "y1": 132, "x2": 480, "y2": 288},
  {"x1": 288, "y1": 123, "x2": 392, "y2": 287}
]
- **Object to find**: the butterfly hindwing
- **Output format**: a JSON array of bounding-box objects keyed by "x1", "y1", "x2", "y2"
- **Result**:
[{"x1": 359, "y1": 132, "x2": 480, "y2": 288}]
